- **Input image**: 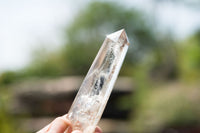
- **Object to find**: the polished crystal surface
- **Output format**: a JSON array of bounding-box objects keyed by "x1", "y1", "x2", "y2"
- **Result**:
[{"x1": 67, "y1": 29, "x2": 129, "y2": 133}]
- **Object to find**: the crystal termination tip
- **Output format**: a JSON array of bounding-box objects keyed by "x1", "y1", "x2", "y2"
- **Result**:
[{"x1": 106, "y1": 29, "x2": 129, "y2": 45}]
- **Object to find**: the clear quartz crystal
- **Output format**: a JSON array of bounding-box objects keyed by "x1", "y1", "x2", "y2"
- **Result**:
[{"x1": 67, "y1": 29, "x2": 130, "y2": 133}]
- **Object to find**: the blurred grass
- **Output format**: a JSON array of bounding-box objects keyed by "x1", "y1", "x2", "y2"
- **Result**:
[{"x1": 131, "y1": 82, "x2": 200, "y2": 133}]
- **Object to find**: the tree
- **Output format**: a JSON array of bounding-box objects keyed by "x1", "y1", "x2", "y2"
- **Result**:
[{"x1": 64, "y1": 1, "x2": 158, "y2": 75}]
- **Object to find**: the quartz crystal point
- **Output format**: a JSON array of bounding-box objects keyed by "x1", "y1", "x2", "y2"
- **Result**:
[{"x1": 67, "y1": 29, "x2": 130, "y2": 133}]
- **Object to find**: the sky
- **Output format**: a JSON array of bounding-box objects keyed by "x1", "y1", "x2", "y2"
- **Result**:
[{"x1": 0, "y1": 0, "x2": 200, "y2": 73}]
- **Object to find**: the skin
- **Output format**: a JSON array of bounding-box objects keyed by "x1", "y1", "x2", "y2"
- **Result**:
[{"x1": 37, "y1": 115, "x2": 102, "y2": 133}]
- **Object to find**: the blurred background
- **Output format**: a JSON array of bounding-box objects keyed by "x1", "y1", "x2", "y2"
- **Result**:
[{"x1": 0, "y1": 0, "x2": 200, "y2": 133}]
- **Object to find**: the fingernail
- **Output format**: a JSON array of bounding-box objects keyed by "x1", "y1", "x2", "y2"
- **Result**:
[
  {"x1": 72, "y1": 130, "x2": 82, "y2": 133},
  {"x1": 48, "y1": 117, "x2": 69, "y2": 133}
]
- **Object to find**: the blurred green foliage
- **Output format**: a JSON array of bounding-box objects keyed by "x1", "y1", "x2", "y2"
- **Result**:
[
  {"x1": 0, "y1": 89, "x2": 24, "y2": 133},
  {"x1": 0, "y1": 1, "x2": 200, "y2": 133},
  {"x1": 177, "y1": 31, "x2": 200, "y2": 81},
  {"x1": 0, "y1": 71, "x2": 17, "y2": 86}
]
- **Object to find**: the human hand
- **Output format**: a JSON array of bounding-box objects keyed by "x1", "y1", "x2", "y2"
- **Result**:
[{"x1": 37, "y1": 115, "x2": 102, "y2": 133}]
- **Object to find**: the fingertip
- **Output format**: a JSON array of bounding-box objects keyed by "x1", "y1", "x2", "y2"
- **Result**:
[
  {"x1": 60, "y1": 116, "x2": 72, "y2": 126},
  {"x1": 48, "y1": 116, "x2": 72, "y2": 133},
  {"x1": 94, "y1": 126, "x2": 102, "y2": 133}
]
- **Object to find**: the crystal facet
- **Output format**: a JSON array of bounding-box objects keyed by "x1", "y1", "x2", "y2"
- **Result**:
[{"x1": 67, "y1": 29, "x2": 130, "y2": 133}]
